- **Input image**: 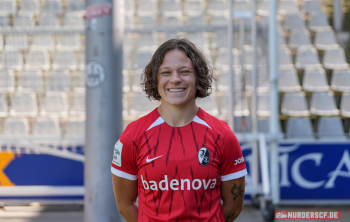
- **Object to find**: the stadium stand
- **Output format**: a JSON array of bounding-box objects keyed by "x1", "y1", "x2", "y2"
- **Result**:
[{"x1": 0, "y1": 0, "x2": 349, "y2": 140}]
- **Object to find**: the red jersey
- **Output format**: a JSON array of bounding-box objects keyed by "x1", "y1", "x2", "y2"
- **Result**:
[{"x1": 111, "y1": 108, "x2": 247, "y2": 222}]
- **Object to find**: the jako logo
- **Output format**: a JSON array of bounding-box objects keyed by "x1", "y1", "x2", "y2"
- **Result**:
[{"x1": 141, "y1": 175, "x2": 217, "y2": 191}]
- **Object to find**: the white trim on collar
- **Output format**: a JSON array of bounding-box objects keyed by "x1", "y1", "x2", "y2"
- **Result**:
[
  {"x1": 193, "y1": 115, "x2": 212, "y2": 129},
  {"x1": 147, "y1": 116, "x2": 165, "y2": 131},
  {"x1": 146, "y1": 114, "x2": 212, "y2": 131}
]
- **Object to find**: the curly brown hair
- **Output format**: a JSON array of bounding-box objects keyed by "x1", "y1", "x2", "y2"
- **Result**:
[{"x1": 141, "y1": 38, "x2": 214, "y2": 101}]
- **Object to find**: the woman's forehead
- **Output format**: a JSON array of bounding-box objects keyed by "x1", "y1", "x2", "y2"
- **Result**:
[{"x1": 159, "y1": 49, "x2": 193, "y2": 69}]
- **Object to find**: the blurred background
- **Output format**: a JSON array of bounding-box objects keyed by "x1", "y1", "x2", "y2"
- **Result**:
[{"x1": 0, "y1": 0, "x2": 350, "y2": 221}]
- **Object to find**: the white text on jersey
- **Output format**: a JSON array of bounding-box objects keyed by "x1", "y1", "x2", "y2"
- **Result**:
[{"x1": 141, "y1": 175, "x2": 217, "y2": 191}]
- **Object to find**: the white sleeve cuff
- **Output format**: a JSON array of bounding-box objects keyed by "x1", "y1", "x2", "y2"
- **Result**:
[
  {"x1": 111, "y1": 166, "x2": 138, "y2": 180},
  {"x1": 221, "y1": 168, "x2": 247, "y2": 181}
]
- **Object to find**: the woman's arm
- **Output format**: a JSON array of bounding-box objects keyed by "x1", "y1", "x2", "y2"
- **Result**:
[
  {"x1": 112, "y1": 174, "x2": 138, "y2": 222},
  {"x1": 221, "y1": 176, "x2": 245, "y2": 222}
]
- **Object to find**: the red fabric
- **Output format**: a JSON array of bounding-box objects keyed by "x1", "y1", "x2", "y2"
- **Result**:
[{"x1": 111, "y1": 108, "x2": 246, "y2": 221}]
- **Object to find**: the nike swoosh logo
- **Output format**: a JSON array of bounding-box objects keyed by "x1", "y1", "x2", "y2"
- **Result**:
[{"x1": 146, "y1": 155, "x2": 163, "y2": 163}]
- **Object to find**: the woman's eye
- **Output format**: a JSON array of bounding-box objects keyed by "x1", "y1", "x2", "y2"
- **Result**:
[{"x1": 181, "y1": 70, "x2": 189, "y2": 73}]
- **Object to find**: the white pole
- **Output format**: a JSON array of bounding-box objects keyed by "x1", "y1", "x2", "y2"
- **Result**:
[
  {"x1": 333, "y1": 0, "x2": 343, "y2": 32},
  {"x1": 228, "y1": 0, "x2": 235, "y2": 131},
  {"x1": 84, "y1": 0, "x2": 125, "y2": 221},
  {"x1": 251, "y1": 0, "x2": 259, "y2": 192},
  {"x1": 268, "y1": 0, "x2": 280, "y2": 205}
]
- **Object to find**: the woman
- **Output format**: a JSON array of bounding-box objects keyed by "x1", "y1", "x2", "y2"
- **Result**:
[{"x1": 111, "y1": 38, "x2": 246, "y2": 222}]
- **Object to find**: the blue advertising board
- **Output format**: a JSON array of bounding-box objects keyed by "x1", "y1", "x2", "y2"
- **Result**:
[{"x1": 0, "y1": 142, "x2": 349, "y2": 202}]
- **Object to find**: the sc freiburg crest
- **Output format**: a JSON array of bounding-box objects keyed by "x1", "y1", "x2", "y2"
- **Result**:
[{"x1": 198, "y1": 147, "x2": 210, "y2": 166}]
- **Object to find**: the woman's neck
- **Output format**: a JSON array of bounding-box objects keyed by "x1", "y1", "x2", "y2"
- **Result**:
[{"x1": 157, "y1": 100, "x2": 198, "y2": 127}]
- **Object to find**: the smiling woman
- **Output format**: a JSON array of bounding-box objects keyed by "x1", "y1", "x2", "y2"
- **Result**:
[{"x1": 111, "y1": 38, "x2": 247, "y2": 222}]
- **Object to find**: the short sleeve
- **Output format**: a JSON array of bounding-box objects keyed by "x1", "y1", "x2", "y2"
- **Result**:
[
  {"x1": 220, "y1": 129, "x2": 247, "y2": 181},
  {"x1": 111, "y1": 126, "x2": 138, "y2": 180}
]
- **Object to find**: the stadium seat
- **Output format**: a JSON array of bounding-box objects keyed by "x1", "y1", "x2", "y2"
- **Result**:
[
  {"x1": 126, "y1": 15, "x2": 135, "y2": 28},
  {"x1": 41, "y1": 91, "x2": 69, "y2": 117},
  {"x1": 197, "y1": 96, "x2": 219, "y2": 116},
  {"x1": 14, "y1": 13, "x2": 35, "y2": 28},
  {"x1": 278, "y1": 67, "x2": 302, "y2": 92},
  {"x1": 217, "y1": 68, "x2": 241, "y2": 92},
  {"x1": 302, "y1": 0, "x2": 323, "y2": 15},
  {"x1": 10, "y1": 92, "x2": 38, "y2": 117},
  {"x1": 302, "y1": 67, "x2": 330, "y2": 92},
  {"x1": 0, "y1": 69, "x2": 15, "y2": 92},
  {"x1": 278, "y1": 0, "x2": 299, "y2": 15},
  {"x1": 123, "y1": 70, "x2": 131, "y2": 92},
  {"x1": 234, "y1": 115, "x2": 252, "y2": 133},
  {"x1": 53, "y1": 50, "x2": 78, "y2": 70},
  {"x1": 257, "y1": 1, "x2": 270, "y2": 16},
  {"x1": 1, "y1": 49, "x2": 23, "y2": 71},
  {"x1": 186, "y1": 15, "x2": 206, "y2": 26},
  {"x1": 286, "y1": 117, "x2": 314, "y2": 139},
  {"x1": 0, "y1": 0, "x2": 16, "y2": 16},
  {"x1": 136, "y1": 15, "x2": 157, "y2": 28},
  {"x1": 137, "y1": 0, "x2": 157, "y2": 16},
  {"x1": 186, "y1": 32, "x2": 209, "y2": 48},
  {"x1": 63, "y1": 12, "x2": 85, "y2": 28},
  {"x1": 322, "y1": 45, "x2": 349, "y2": 70},
  {"x1": 283, "y1": 13, "x2": 305, "y2": 31},
  {"x1": 331, "y1": 69, "x2": 350, "y2": 92},
  {"x1": 47, "y1": 69, "x2": 71, "y2": 91},
  {"x1": 308, "y1": 12, "x2": 329, "y2": 31},
  {"x1": 233, "y1": 0, "x2": 250, "y2": 11},
  {"x1": 17, "y1": 69, "x2": 44, "y2": 92},
  {"x1": 5, "y1": 34, "x2": 29, "y2": 51},
  {"x1": 258, "y1": 118, "x2": 269, "y2": 133},
  {"x1": 123, "y1": 49, "x2": 133, "y2": 70},
  {"x1": 65, "y1": 119, "x2": 85, "y2": 139},
  {"x1": 2, "y1": 117, "x2": 30, "y2": 137},
  {"x1": 73, "y1": 70, "x2": 85, "y2": 92},
  {"x1": 211, "y1": 31, "x2": 229, "y2": 49},
  {"x1": 341, "y1": 91, "x2": 350, "y2": 117},
  {"x1": 242, "y1": 45, "x2": 265, "y2": 70},
  {"x1": 161, "y1": 15, "x2": 183, "y2": 26},
  {"x1": 288, "y1": 29, "x2": 311, "y2": 50},
  {"x1": 24, "y1": 48, "x2": 51, "y2": 71},
  {"x1": 219, "y1": 94, "x2": 250, "y2": 117},
  {"x1": 0, "y1": 13, "x2": 10, "y2": 29},
  {"x1": 161, "y1": 0, "x2": 181, "y2": 16},
  {"x1": 207, "y1": 0, "x2": 228, "y2": 15},
  {"x1": 19, "y1": 0, "x2": 40, "y2": 15},
  {"x1": 278, "y1": 46, "x2": 294, "y2": 68},
  {"x1": 33, "y1": 117, "x2": 61, "y2": 139},
  {"x1": 70, "y1": 92, "x2": 85, "y2": 116},
  {"x1": 0, "y1": 93, "x2": 7, "y2": 117},
  {"x1": 128, "y1": 93, "x2": 156, "y2": 116},
  {"x1": 39, "y1": 13, "x2": 60, "y2": 28},
  {"x1": 159, "y1": 31, "x2": 179, "y2": 44},
  {"x1": 281, "y1": 92, "x2": 310, "y2": 116},
  {"x1": 184, "y1": 0, "x2": 205, "y2": 16},
  {"x1": 31, "y1": 34, "x2": 56, "y2": 51},
  {"x1": 257, "y1": 93, "x2": 270, "y2": 117},
  {"x1": 57, "y1": 34, "x2": 82, "y2": 51},
  {"x1": 317, "y1": 116, "x2": 346, "y2": 140},
  {"x1": 215, "y1": 48, "x2": 240, "y2": 69},
  {"x1": 244, "y1": 68, "x2": 270, "y2": 92},
  {"x1": 314, "y1": 28, "x2": 337, "y2": 50},
  {"x1": 131, "y1": 69, "x2": 143, "y2": 92},
  {"x1": 43, "y1": 0, "x2": 63, "y2": 15},
  {"x1": 66, "y1": 0, "x2": 85, "y2": 12},
  {"x1": 136, "y1": 32, "x2": 157, "y2": 50},
  {"x1": 125, "y1": 0, "x2": 135, "y2": 16},
  {"x1": 134, "y1": 50, "x2": 153, "y2": 69},
  {"x1": 310, "y1": 91, "x2": 340, "y2": 116},
  {"x1": 209, "y1": 15, "x2": 228, "y2": 26},
  {"x1": 295, "y1": 45, "x2": 320, "y2": 70},
  {"x1": 278, "y1": 29, "x2": 287, "y2": 46}
]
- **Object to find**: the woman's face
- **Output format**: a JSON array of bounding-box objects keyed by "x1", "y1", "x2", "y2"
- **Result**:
[{"x1": 157, "y1": 49, "x2": 197, "y2": 107}]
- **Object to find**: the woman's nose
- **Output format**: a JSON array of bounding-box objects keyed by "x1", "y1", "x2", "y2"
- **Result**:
[{"x1": 169, "y1": 71, "x2": 182, "y2": 83}]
